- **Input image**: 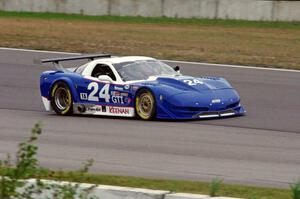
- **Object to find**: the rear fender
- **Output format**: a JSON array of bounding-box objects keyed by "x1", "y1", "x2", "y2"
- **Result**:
[{"x1": 49, "y1": 77, "x2": 79, "y2": 103}]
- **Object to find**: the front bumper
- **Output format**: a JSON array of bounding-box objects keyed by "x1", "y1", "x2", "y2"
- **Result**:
[
  {"x1": 156, "y1": 103, "x2": 246, "y2": 120},
  {"x1": 196, "y1": 105, "x2": 245, "y2": 119}
]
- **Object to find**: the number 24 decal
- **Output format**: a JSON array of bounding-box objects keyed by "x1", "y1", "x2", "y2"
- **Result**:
[
  {"x1": 87, "y1": 82, "x2": 110, "y2": 102},
  {"x1": 183, "y1": 79, "x2": 204, "y2": 86}
]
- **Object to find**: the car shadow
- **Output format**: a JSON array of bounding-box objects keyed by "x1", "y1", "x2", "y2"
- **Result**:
[{"x1": 45, "y1": 112, "x2": 244, "y2": 123}]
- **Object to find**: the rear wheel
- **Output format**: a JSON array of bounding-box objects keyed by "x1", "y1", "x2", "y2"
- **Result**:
[
  {"x1": 51, "y1": 82, "x2": 73, "y2": 115},
  {"x1": 135, "y1": 89, "x2": 156, "y2": 120}
]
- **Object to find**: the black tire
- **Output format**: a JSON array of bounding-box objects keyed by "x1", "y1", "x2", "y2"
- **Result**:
[
  {"x1": 50, "y1": 82, "x2": 73, "y2": 115},
  {"x1": 135, "y1": 89, "x2": 156, "y2": 120}
]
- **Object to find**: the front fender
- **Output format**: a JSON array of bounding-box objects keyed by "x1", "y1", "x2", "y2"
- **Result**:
[{"x1": 139, "y1": 85, "x2": 179, "y2": 119}]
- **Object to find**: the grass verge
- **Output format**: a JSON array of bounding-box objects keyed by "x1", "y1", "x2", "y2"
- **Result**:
[
  {"x1": 1, "y1": 11, "x2": 300, "y2": 29},
  {"x1": 0, "y1": 11, "x2": 300, "y2": 70},
  {"x1": 12, "y1": 170, "x2": 292, "y2": 199},
  {"x1": 0, "y1": 168, "x2": 292, "y2": 199}
]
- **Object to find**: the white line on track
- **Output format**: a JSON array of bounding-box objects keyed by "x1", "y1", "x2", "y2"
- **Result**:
[
  {"x1": 1, "y1": 47, "x2": 300, "y2": 73},
  {"x1": 162, "y1": 60, "x2": 300, "y2": 73},
  {"x1": 0, "y1": 47, "x2": 80, "y2": 55}
]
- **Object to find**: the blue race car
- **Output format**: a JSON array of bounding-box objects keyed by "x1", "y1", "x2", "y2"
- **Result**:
[{"x1": 40, "y1": 54, "x2": 245, "y2": 120}]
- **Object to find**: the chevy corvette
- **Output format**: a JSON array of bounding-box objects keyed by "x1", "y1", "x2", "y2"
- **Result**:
[{"x1": 40, "y1": 54, "x2": 245, "y2": 120}]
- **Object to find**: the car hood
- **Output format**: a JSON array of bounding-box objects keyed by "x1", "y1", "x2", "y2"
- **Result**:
[
  {"x1": 150, "y1": 75, "x2": 233, "y2": 91},
  {"x1": 134, "y1": 75, "x2": 239, "y2": 110}
]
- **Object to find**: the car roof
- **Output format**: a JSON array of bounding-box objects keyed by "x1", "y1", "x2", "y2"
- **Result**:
[{"x1": 92, "y1": 56, "x2": 155, "y2": 64}]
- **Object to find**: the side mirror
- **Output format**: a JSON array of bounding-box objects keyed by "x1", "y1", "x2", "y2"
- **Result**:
[
  {"x1": 98, "y1": 75, "x2": 113, "y2": 82},
  {"x1": 173, "y1": 66, "x2": 180, "y2": 72}
]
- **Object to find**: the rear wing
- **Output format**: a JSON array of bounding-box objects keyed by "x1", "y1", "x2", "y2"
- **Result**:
[{"x1": 38, "y1": 54, "x2": 111, "y2": 71}]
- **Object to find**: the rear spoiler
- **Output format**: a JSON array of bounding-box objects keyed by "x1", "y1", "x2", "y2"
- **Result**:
[
  {"x1": 40, "y1": 54, "x2": 111, "y2": 64},
  {"x1": 38, "y1": 54, "x2": 111, "y2": 71}
]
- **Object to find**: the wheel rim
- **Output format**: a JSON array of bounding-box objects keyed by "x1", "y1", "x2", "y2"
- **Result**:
[
  {"x1": 54, "y1": 87, "x2": 70, "y2": 111},
  {"x1": 137, "y1": 92, "x2": 154, "y2": 119}
]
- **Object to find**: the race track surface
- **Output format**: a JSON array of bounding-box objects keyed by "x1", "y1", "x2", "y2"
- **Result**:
[{"x1": 0, "y1": 48, "x2": 299, "y2": 188}]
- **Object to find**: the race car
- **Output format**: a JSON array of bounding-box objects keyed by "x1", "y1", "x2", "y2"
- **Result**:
[{"x1": 40, "y1": 54, "x2": 245, "y2": 120}]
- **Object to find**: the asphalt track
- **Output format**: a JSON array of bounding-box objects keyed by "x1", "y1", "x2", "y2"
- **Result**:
[{"x1": 0, "y1": 48, "x2": 299, "y2": 188}]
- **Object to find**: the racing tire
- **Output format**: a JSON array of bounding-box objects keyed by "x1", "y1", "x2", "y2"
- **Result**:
[
  {"x1": 135, "y1": 89, "x2": 156, "y2": 120},
  {"x1": 50, "y1": 82, "x2": 73, "y2": 115}
]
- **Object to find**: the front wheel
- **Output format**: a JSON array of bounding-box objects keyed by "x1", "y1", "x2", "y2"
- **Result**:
[
  {"x1": 50, "y1": 82, "x2": 73, "y2": 115},
  {"x1": 135, "y1": 89, "x2": 156, "y2": 120}
]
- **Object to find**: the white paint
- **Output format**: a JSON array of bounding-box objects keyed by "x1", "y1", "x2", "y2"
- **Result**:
[
  {"x1": 220, "y1": 112, "x2": 235, "y2": 117},
  {"x1": 1, "y1": 47, "x2": 299, "y2": 73},
  {"x1": 41, "y1": 96, "x2": 51, "y2": 111},
  {"x1": 165, "y1": 193, "x2": 210, "y2": 199},
  {"x1": 199, "y1": 114, "x2": 220, "y2": 119},
  {"x1": 99, "y1": 83, "x2": 111, "y2": 102},
  {"x1": 84, "y1": 76, "x2": 124, "y2": 85},
  {"x1": 87, "y1": 82, "x2": 99, "y2": 101},
  {"x1": 73, "y1": 104, "x2": 135, "y2": 117},
  {"x1": 213, "y1": 197, "x2": 243, "y2": 199},
  {"x1": 20, "y1": 179, "x2": 243, "y2": 199},
  {"x1": 81, "y1": 56, "x2": 154, "y2": 84}
]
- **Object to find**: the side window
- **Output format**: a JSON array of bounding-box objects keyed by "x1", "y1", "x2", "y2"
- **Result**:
[{"x1": 91, "y1": 64, "x2": 116, "y2": 81}]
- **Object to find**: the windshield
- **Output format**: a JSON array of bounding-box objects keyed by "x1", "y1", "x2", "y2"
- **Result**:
[{"x1": 114, "y1": 60, "x2": 178, "y2": 81}]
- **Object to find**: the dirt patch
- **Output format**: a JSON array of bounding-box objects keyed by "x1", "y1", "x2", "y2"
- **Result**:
[{"x1": 1, "y1": 18, "x2": 300, "y2": 69}]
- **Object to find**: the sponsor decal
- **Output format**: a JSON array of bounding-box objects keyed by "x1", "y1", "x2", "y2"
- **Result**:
[
  {"x1": 80, "y1": 93, "x2": 88, "y2": 100},
  {"x1": 212, "y1": 99, "x2": 221, "y2": 103},
  {"x1": 112, "y1": 96, "x2": 124, "y2": 104},
  {"x1": 132, "y1": 86, "x2": 139, "y2": 91},
  {"x1": 109, "y1": 107, "x2": 130, "y2": 115},
  {"x1": 110, "y1": 92, "x2": 129, "y2": 104},
  {"x1": 87, "y1": 82, "x2": 110, "y2": 102},
  {"x1": 114, "y1": 86, "x2": 124, "y2": 91},
  {"x1": 125, "y1": 98, "x2": 132, "y2": 104},
  {"x1": 86, "y1": 105, "x2": 102, "y2": 112},
  {"x1": 111, "y1": 91, "x2": 121, "y2": 96},
  {"x1": 183, "y1": 78, "x2": 204, "y2": 86},
  {"x1": 121, "y1": 92, "x2": 129, "y2": 97},
  {"x1": 124, "y1": 85, "x2": 130, "y2": 90}
]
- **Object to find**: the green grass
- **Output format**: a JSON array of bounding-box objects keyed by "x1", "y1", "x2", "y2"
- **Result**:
[
  {"x1": 0, "y1": 11, "x2": 300, "y2": 29},
  {"x1": 291, "y1": 181, "x2": 300, "y2": 199},
  {"x1": 209, "y1": 178, "x2": 223, "y2": 197},
  {"x1": 1, "y1": 170, "x2": 288, "y2": 199}
]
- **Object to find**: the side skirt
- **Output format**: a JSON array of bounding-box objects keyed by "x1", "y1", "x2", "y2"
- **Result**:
[{"x1": 73, "y1": 103, "x2": 135, "y2": 117}]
